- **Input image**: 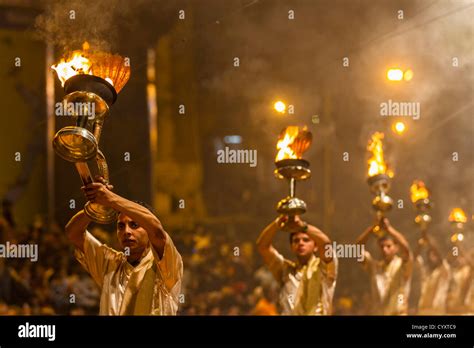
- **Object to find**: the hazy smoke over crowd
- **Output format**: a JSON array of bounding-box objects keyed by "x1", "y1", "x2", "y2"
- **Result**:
[
  {"x1": 196, "y1": 0, "x2": 473, "y2": 241},
  {"x1": 34, "y1": 0, "x2": 163, "y2": 53},
  {"x1": 33, "y1": 0, "x2": 473, "y2": 242}
]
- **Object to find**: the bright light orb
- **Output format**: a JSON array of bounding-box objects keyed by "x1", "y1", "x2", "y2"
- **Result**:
[
  {"x1": 387, "y1": 68, "x2": 404, "y2": 81},
  {"x1": 392, "y1": 121, "x2": 406, "y2": 135},
  {"x1": 274, "y1": 101, "x2": 286, "y2": 113}
]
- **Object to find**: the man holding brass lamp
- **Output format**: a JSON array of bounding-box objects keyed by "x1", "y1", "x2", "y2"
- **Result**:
[
  {"x1": 65, "y1": 176, "x2": 183, "y2": 315},
  {"x1": 356, "y1": 217, "x2": 413, "y2": 315},
  {"x1": 256, "y1": 215, "x2": 338, "y2": 315}
]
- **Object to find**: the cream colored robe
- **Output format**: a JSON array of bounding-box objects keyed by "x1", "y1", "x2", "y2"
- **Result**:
[
  {"x1": 363, "y1": 253, "x2": 412, "y2": 315},
  {"x1": 75, "y1": 231, "x2": 183, "y2": 315},
  {"x1": 417, "y1": 257, "x2": 450, "y2": 315},
  {"x1": 267, "y1": 250, "x2": 338, "y2": 315}
]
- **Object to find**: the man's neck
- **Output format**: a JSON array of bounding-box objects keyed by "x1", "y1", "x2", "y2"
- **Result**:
[
  {"x1": 383, "y1": 255, "x2": 397, "y2": 265},
  {"x1": 296, "y1": 254, "x2": 313, "y2": 267},
  {"x1": 127, "y1": 247, "x2": 150, "y2": 267},
  {"x1": 128, "y1": 258, "x2": 141, "y2": 267}
]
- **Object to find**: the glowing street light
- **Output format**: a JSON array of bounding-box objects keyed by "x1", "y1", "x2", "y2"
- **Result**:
[
  {"x1": 392, "y1": 121, "x2": 406, "y2": 135},
  {"x1": 387, "y1": 68, "x2": 413, "y2": 82},
  {"x1": 404, "y1": 69, "x2": 414, "y2": 81},
  {"x1": 274, "y1": 101, "x2": 286, "y2": 113},
  {"x1": 387, "y1": 68, "x2": 404, "y2": 81}
]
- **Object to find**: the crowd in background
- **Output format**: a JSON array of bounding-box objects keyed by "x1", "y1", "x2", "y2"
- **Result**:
[
  {"x1": 0, "y1": 212, "x2": 102, "y2": 315},
  {"x1": 0, "y1": 210, "x2": 285, "y2": 315},
  {"x1": 1, "y1": 208, "x2": 470, "y2": 315}
]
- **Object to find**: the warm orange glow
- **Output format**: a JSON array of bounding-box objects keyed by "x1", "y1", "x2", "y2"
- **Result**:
[
  {"x1": 404, "y1": 69, "x2": 414, "y2": 81},
  {"x1": 410, "y1": 180, "x2": 429, "y2": 203},
  {"x1": 51, "y1": 42, "x2": 131, "y2": 93},
  {"x1": 449, "y1": 208, "x2": 467, "y2": 223},
  {"x1": 367, "y1": 132, "x2": 394, "y2": 177},
  {"x1": 275, "y1": 126, "x2": 312, "y2": 161}
]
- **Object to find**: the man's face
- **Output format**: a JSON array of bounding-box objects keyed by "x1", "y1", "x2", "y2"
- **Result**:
[
  {"x1": 116, "y1": 213, "x2": 149, "y2": 257},
  {"x1": 379, "y1": 238, "x2": 398, "y2": 262},
  {"x1": 290, "y1": 232, "x2": 316, "y2": 259}
]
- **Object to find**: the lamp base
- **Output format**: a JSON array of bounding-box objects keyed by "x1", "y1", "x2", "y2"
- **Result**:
[
  {"x1": 84, "y1": 201, "x2": 117, "y2": 224},
  {"x1": 367, "y1": 173, "x2": 391, "y2": 194},
  {"x1": 276, "y1": 196, "x2": 307, "y2": 215},
  {"x1": 372, "y1": 194, "x2": 393, "y2": 212}
]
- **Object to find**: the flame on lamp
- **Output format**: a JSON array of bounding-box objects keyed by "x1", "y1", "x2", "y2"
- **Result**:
[
  {"x1": 367, "y1": 132, "x2": 394, "y2": 178},
  {"x1": 51, "y1": 51, "x2": 92, "y2": 86},
  {"x1": 275, "y1": 126, "x2": 312, "y2": 161},
  {"x1": 449, "y1": 208, "x2": 467, "y2": 223},
  {"x1": 51, "y1": 42, "x2": 130, "y2": 93},
  {"x1": 410, "y1": 180, "x2": 429, "y2": 203}
]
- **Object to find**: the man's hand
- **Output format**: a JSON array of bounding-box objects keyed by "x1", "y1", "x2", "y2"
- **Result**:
[
  {"x1": 81, "y1": 176, "x2": 116, "y2": 206},
  {"x1": 275, "y1": 215, "x2": 287, "y2": 229},
  {"x1": 379, "y1": 217, "x2": 392, "y2": 231},
  {"x1": 279, "y1": 215, "x2": 307, "y2": 233}
]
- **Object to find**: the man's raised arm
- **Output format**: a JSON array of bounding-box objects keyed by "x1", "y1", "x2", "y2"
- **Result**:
[
  {"x1": 109, "y1": 196, "x2": 167, "y2": 256},
  {"x1": 356, "y1": 224, "x2": 375, "y2": 247},
  {"x1": 256, "y1": 216, "x2": 283, "y2": 265},
  {"x1": 65, "y1": 210, "x2": 91, "y2": 252},
  {"x1": 381, "y1": 218, "x2": 412, "y2": 263},
  {"x1": 82, "y1": 177, "x2": 168, "y2": 258}
]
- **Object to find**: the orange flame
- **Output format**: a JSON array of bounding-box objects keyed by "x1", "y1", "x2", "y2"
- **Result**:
[
  {"x1": 51, "y1": 42, "x2": 130, "y2": 93},
  {"x1": 51, "y1": 50, "x2": 92, "y2": 87},
  {"x1": 367, "y1": 132, "x2": 394, "y2": 178},
  {"x1": 275, "y1": 126, "x2": 312, "y2": 161},
  {"x1": 410, "y1": 180, "x2": 429, "y2": 203},
  {"x1": 449, "y1": 208, "x2": 467, "y2": 223}
]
